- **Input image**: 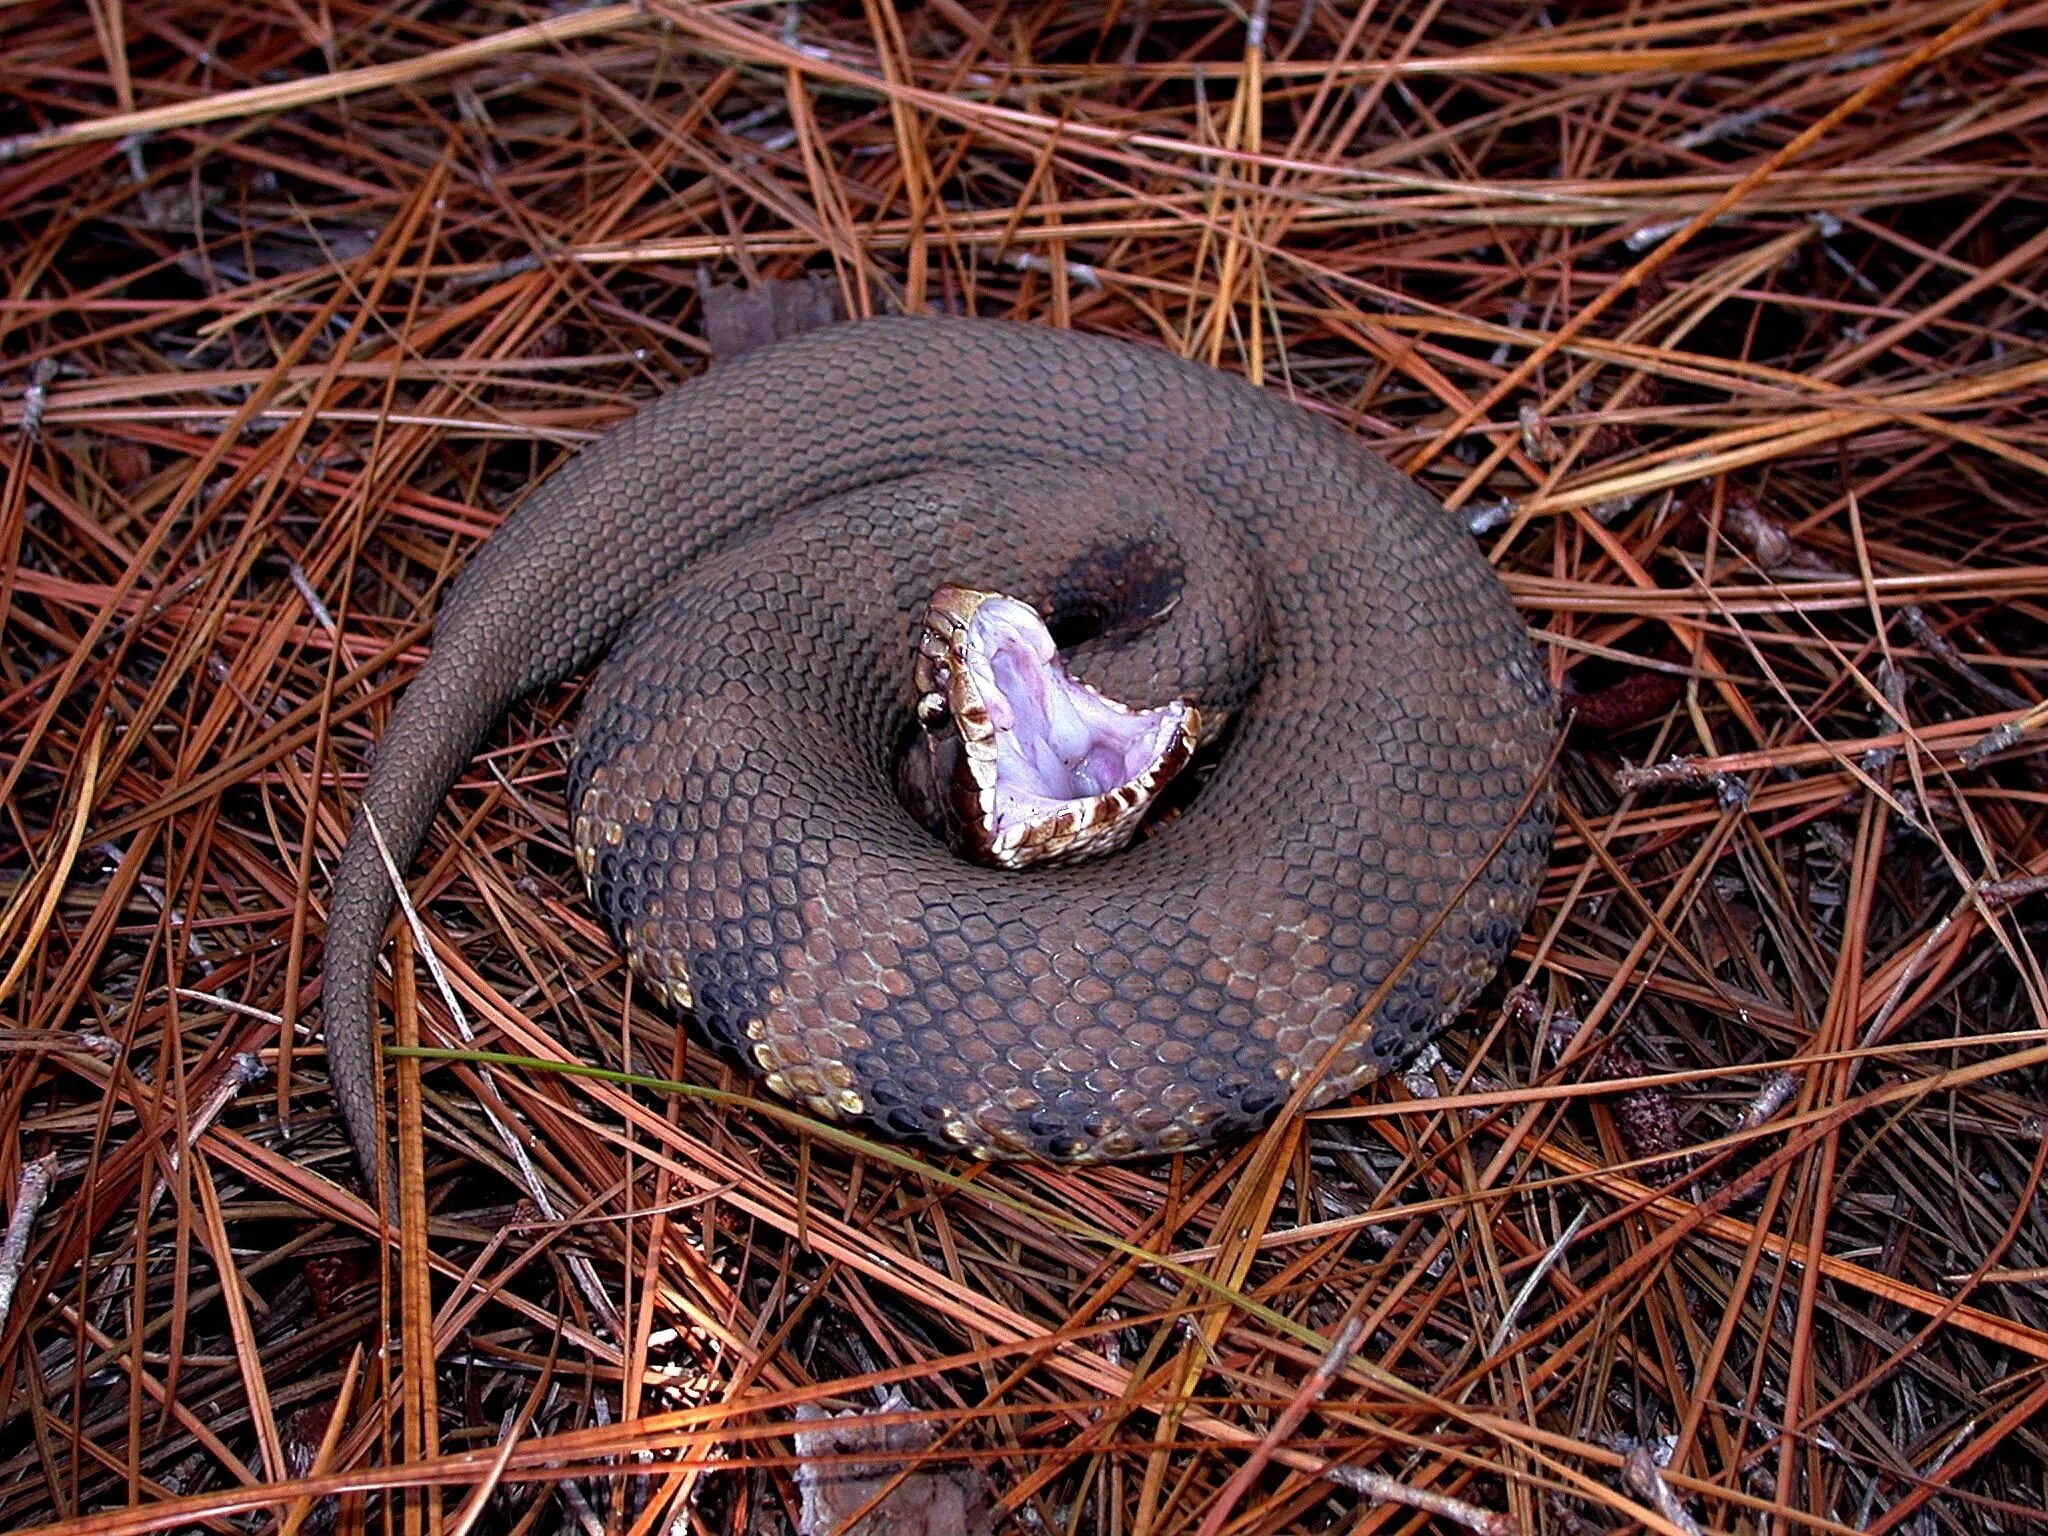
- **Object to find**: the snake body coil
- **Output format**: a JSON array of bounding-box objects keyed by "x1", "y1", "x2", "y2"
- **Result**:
[{"x1": 324, "y1": 317, "x2": 1553, "y2": 1175}]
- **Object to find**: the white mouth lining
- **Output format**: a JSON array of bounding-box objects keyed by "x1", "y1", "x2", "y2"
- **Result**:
[{"x1": 957, "y1": 596, "x2": 1191, "y2": 848}]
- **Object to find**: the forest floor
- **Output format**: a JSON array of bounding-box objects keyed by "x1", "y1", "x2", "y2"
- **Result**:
[{"x1": 2, "y1": 2, "x2": 2046, "y2": 1533}]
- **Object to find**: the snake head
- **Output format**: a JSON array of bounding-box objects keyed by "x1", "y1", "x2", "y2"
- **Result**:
[{"x1": 912, "y1": 584, "x2": 1199, "y2": 870}]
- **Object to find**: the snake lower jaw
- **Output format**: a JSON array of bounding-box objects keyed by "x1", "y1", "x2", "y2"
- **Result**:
[{"x1": 912, "y1": 584, "x2": 1199, "y2": 870}]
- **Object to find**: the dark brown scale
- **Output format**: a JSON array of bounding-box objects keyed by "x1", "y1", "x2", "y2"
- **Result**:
[{"x1": 323, "y1": 318, "x2": 1554, "y2": 1177}]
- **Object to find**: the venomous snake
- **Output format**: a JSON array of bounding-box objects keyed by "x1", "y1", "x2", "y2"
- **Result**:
[{"x1": 323, "y1": 316, "x2": 1554, "y2": 1181}]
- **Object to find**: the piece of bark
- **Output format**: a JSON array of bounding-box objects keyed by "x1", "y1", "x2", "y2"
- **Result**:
[
  {"x1": 698, "y1": 270, "x2": 844, "y2": 363},
  {"x1": 792, "y1": 1389, "x2": 996, "y2": 1536}
]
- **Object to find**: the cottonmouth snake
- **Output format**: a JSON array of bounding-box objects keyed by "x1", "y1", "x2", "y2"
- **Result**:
[{"x1": 324, "y1": 317, "x2": 1553, "y2": 1179}]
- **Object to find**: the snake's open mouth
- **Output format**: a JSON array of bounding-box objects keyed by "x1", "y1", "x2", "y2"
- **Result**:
[{"x1": 913, "y1": 585, "x2": 1199, "y2": 869}]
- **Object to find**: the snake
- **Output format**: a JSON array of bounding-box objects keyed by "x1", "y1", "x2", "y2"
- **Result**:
[{"x1": 323, "y1": 316, "x2": 1554, "y2": 1182}]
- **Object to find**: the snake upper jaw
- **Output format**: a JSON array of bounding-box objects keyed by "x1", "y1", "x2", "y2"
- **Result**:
[{"x1": 912, "y1": 584, "x2": 1199, "y2": 870}]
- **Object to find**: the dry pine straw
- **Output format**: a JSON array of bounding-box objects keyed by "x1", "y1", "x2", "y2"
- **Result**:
[{"x1": 1, "y1": 2, "x2": 2047, "y2": 1533}]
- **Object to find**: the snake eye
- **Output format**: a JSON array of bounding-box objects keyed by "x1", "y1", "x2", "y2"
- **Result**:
[{"x1": 913, "y1": 584, "x2": 1198, "y2": 870}]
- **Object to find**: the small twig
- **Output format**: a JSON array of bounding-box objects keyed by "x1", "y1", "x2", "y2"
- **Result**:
[
  {"x1": 174, "y1": 988, "x2": 286, "y2": 1026},
  {"x1": 1488, "y1": 1207, "x2": 1590, "y2": 1354},
  {"x1": 1732, "y1": 1071, "x2": 1800, "y2": 1133},
  {"x1": 1977, "y1": 871, "x2": 2048, "y2": 906},
  {"x1": 1612, "y1": 757, "x2": 1748, "y2": 809},
  {"x1": 1861, "y1": 659, "x2": 1908, "y2": 771},
  {"x1": 0, "y1": 1153, "x2": 58, "y2": 1336},
  {"x1": 286, "y1": 561, "x2": 337, "y2": 636},
  {"x1": 14, "y1": 358, "x2": 59, "y2": 442},
  {"x1": 1669, "y1": 104, "x2": 1777, "y2": 153},
  {"x1": 1903, "y1": 605, "x2": 2029, "y2": 711},
  {"x1": 1961, "y1": 702, "x2": 2048, "y2": 766},
  {"x1": 178, "y1": 1053, "x2": 269, "y2": 1174},
  {"x1": 0, "y1": 1029, "x2": 119, "y2": 1057},
  {"x1": 1621, "y1": 1444, "x2": 1703, "y2": 1536},
  {"x1": 1322, "y1": 1462, "x2": 1516, "y2": 1536}
]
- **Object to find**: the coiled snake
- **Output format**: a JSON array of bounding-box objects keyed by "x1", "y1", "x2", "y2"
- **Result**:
[{"x1": 323, "y1": 317, "x2": 1553, "y2": 1180}]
